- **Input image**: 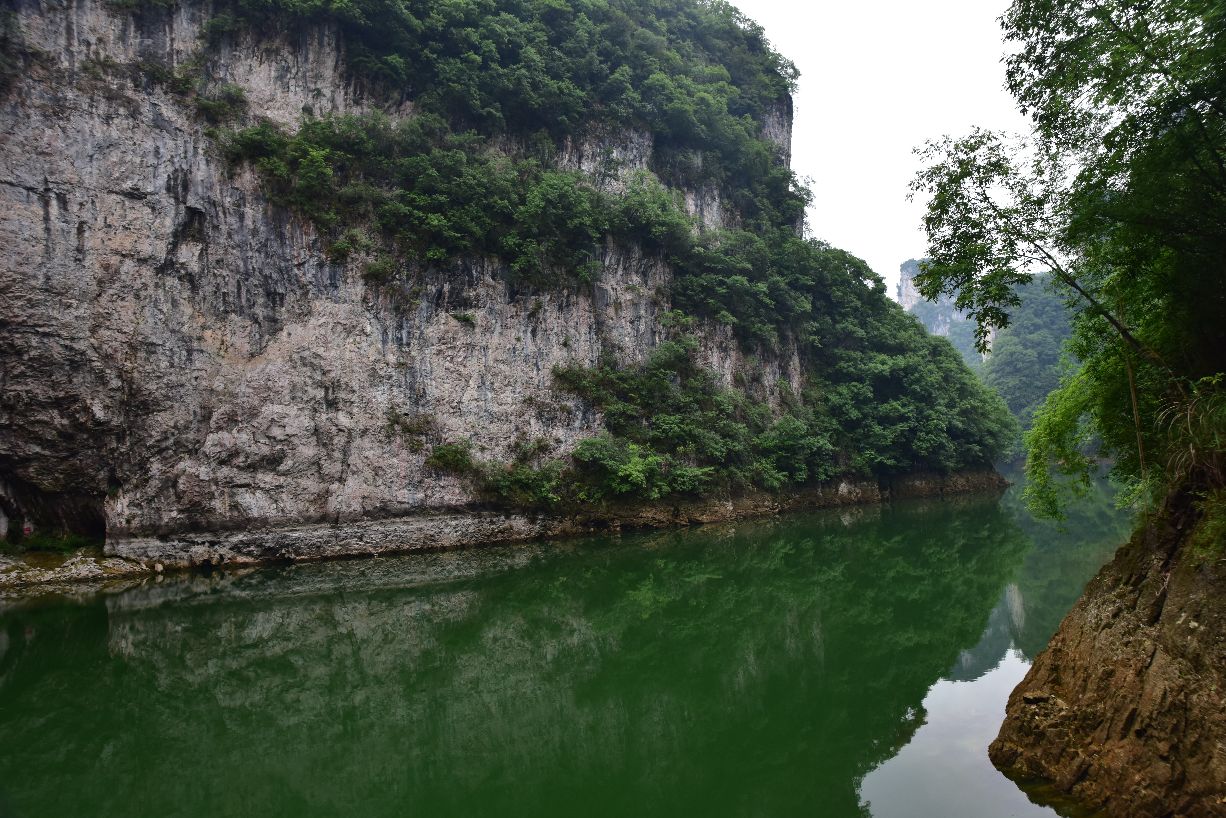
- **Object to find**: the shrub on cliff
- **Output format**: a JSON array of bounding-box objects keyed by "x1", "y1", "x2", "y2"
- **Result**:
[{"x1": 553, "y1": 332, "x2": 1015, "y2": 503}]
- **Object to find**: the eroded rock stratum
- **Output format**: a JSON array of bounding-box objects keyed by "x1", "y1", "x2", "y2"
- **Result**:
[{"x1": 1, "y1": 0, "x2": 1015, "y2": 568}]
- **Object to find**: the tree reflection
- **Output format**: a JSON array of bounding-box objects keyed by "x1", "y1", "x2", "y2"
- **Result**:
[{"x1": 0, "y1": 496, "x2": 1083, "y2": 818}]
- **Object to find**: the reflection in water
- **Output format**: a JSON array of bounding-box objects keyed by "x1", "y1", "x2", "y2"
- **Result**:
[
  {"x1": 864, "y1": 473, "x2": 1129, "y2": 817},
  {"x1": 861, "y1": 651, "x2": 1039, "y2": 818},
  {"x1": 0, "y1": 487, "x2": 1127, "y2": 818}
]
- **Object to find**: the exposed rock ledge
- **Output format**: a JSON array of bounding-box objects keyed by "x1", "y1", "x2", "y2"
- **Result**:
[
  {"x1": 990, "y1": 489, "x2": 1226, "y2": 817},
  {"x1": 0, "y1": 469, "x2": 1005, "y2": 590}
]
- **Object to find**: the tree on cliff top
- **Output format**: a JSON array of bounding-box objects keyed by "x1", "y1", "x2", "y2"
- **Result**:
[{"x1": 911, "y1": 0, "x2": 1226, "y2": 516}]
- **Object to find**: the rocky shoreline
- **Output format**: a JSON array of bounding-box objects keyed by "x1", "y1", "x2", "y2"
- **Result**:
[
  {"x1": 989, "y1": 489, "x2": 1226, "y2": 817},
  {"x1": 0, "y1": 469, "x2": 1006, "y2": 593}
]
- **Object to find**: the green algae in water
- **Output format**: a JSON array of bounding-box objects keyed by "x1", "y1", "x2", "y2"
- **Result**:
[{"x1": 0, "y1": 490, "x2": 1128, "y2": 818}]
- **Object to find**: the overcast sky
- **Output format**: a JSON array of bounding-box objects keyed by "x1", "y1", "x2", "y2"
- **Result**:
[{"x1": 730, "y1": 0, "x2": 1027, "y2": 297}]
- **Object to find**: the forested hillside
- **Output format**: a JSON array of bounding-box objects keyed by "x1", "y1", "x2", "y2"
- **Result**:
[
  {"x1": 911, "y1": 0, "x2": 1226, "y2": 808},
  {"x1": 205, "y1": 0, "x2": 1019, "y2": 506},
  {"x1": 898, "y1": 262, "x2": 1071, "y2": 443},
  {"x1": 980, "y1": 279, "x2": 1071, "y2": 432},
  {"x1": 897, "y1": 258, "x2": 981, "y2": 369}
]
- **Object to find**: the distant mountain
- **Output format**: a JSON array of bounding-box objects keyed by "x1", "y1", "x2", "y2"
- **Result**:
[
  {"x1": 899, "y1": 261, "x2": 1073, "y2": 432},
  {"x1": 897, "y1": 259, "x2": 983, "y2": 369},
  {"x1": 981, "y1": 279, "x2": 1072, "y2": 430}
]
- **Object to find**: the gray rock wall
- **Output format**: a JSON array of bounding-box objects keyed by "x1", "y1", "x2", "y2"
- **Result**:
[{"x1": 0, "y1": 0, "x2": 802, "y2": 548}]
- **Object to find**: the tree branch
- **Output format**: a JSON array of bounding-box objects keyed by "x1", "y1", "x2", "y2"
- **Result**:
[{"x1": 970, "y1": 178, "x2": 1170, "y2": 371}]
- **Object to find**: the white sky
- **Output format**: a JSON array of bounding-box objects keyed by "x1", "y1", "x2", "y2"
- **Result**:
[{"x1": 731, "y1": 0, "x2": 1028, "y2": 296}]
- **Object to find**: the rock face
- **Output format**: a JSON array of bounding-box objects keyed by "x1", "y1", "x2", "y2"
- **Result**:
[
  {"x1": 0, "y1": 469, "x2": 1008, "y2": 578},
  {"x1": 0, "y1": 0, "x2": 798, "y2": 548},
  {"x1": 0, "y1": 0, "x2": 991, "y2": 564},
  {"x1": 896, "y1": 258, "x2": 991, "y2": 367},
  {"x1": 896, "y1": 259, "x2": 926, "y2": 313},
  {"x1": 989, "y1": 491, "x2": 1226, "y2": 817}
]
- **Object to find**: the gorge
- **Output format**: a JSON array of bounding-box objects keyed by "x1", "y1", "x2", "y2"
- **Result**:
[{"x1": 1, "y1": 1, "x2": 1223, "y2": 816}]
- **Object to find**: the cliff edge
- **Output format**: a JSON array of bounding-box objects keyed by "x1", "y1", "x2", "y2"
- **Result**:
[{"x1": 0, "y1": 0, "x2": 1013, "y2": 564}]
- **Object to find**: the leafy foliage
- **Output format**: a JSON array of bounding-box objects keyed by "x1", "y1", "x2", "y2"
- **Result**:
[
  {"x1": 170, "y1": 0, "x2": 1014, "y2": 497},
  {"x1": 226, "y1": 112, "x2": 835, "y2": 349},
  {"x1": 165, "y1": 0, "x2": 800, "y2": 202},
  {"x1": 912, "y1": 0, "x2": 1226, "y2": 516},
  {"x1": 424, "y1": 441, "x2": 476, "y2": 474},
  {"x1": 552, "y1": 332, "x2": 1015, "y2": 504},
  {"x1": 555, "y1": 338, "x2": 773, "y2": 499},
  {"x1": 906, "y1": 300, "x2": 980, "y2": 371},
  {"x1": 813, "y1": 309, "x2": 1018, "y2": 477},
  {"x1": 193, "y1": 82, "x2": 247, "y2": 122},
  {"x1": 0, "y1": 532, "x2": 100, "y2": 557},
  {"x1": 226, "y1": 114, "x2": 607, "y2": 285}
]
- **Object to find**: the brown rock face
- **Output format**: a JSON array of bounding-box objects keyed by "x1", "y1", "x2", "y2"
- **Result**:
[{"x1": 989, "y1": 491, "x2": 1226, "y2": 817}]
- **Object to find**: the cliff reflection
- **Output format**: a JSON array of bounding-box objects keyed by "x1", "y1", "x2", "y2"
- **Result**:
[
  {"x1": 944, "y1": 475, "x2": 1131, "y2": 683},
  {"x1": 0, "y1": 497, "x2": 1068, "y2": 818}
]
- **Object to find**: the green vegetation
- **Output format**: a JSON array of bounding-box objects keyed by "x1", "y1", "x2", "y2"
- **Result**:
[
  {"x1": 803, "y1": 308, "x2": 1018, "y2": 478},
  {"x1": 912, "y1": 0, "x2": 1226, "y2": 516},
  {"x1": 980, "y1": 277, "x2": 1072, "y2": 431},
  {"x1": 423, "y1": 439, "x2": 566, "y2": 511},
  {"x1": 225, "y1": 114, "x2": 638, "y2": 288},
  {"x1": 165, "y1": 0, "x2": 813, "y2": 340},
  {"x1": 196, "y1": 0, "x2": 797, "y2": 193},
  {"x1": 222, "y1": 112, "x2": 814, "y2": 342},
  {"x1": 0, "y1": 532, "x2": 99, "y2": 557},
  {"x1": 386, "y1": 409, "x2": 436, "y2": 452},
  {"x1": 425, "y1": 332, "x2": 1014, "y2": 510},
  {"x1": 899, "y1": 259, "x2": 981, "y2": 369},
  {"x1": 424, "y1": 441, "x2": 477, "y2": 474},
  {"x1": 135, "y1": 56, "x2": 199, "y2": 96},
  {"x1": 134, "y1": 0, "x2": 803, "y2": 234},
  {"x1": 901, "y1": 265, "x2": 1073, "y2": 448},
  {"x1": 555, "y1": 337, "x2": 782, "y2": 499},
  {"x1": 907, "y1": 299, "x2": 979, "y2": 370},
  {"x1": 193, "y1": 82, "x2": 247, "y2": 122},
  {"x1": 1188, "y1": 488, "x2": 1226, "y2": 560}
]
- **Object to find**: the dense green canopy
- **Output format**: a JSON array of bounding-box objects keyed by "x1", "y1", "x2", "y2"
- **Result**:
[
  {"x1": 981, "y1": 278, "x2": 1072, "y2": 432},
  {"x1": 912, "y1": 0, "x2": 1226, "y2": 515}
]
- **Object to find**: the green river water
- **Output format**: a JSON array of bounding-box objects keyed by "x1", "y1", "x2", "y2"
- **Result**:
[{"x1": 0, "y1": 483, "x2": 1129, "y2": 818}]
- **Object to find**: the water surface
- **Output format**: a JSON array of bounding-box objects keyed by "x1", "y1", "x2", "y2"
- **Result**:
[{"x1": 0, "y1": 486, "x2": 1127, "y2": 817}]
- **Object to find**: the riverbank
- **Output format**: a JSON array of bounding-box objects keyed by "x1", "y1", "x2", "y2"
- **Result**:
[
  {"x1": 1, "y1": 469, "x2": 1005, "y2": 592},
  {"x1": 989, "y1": 488, "x2": 1226, "y2": 817}
]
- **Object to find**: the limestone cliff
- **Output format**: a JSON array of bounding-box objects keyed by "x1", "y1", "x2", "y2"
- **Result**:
[
  {"x1": 0, "y1": 0, "x2": 1003, "y2": 565},
  {"x1": 897, "y1": 258, "x2": 989, "y2": 367},
  {"x1": 0, "y1": 1, "x2": 776, "y2": 546}
]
